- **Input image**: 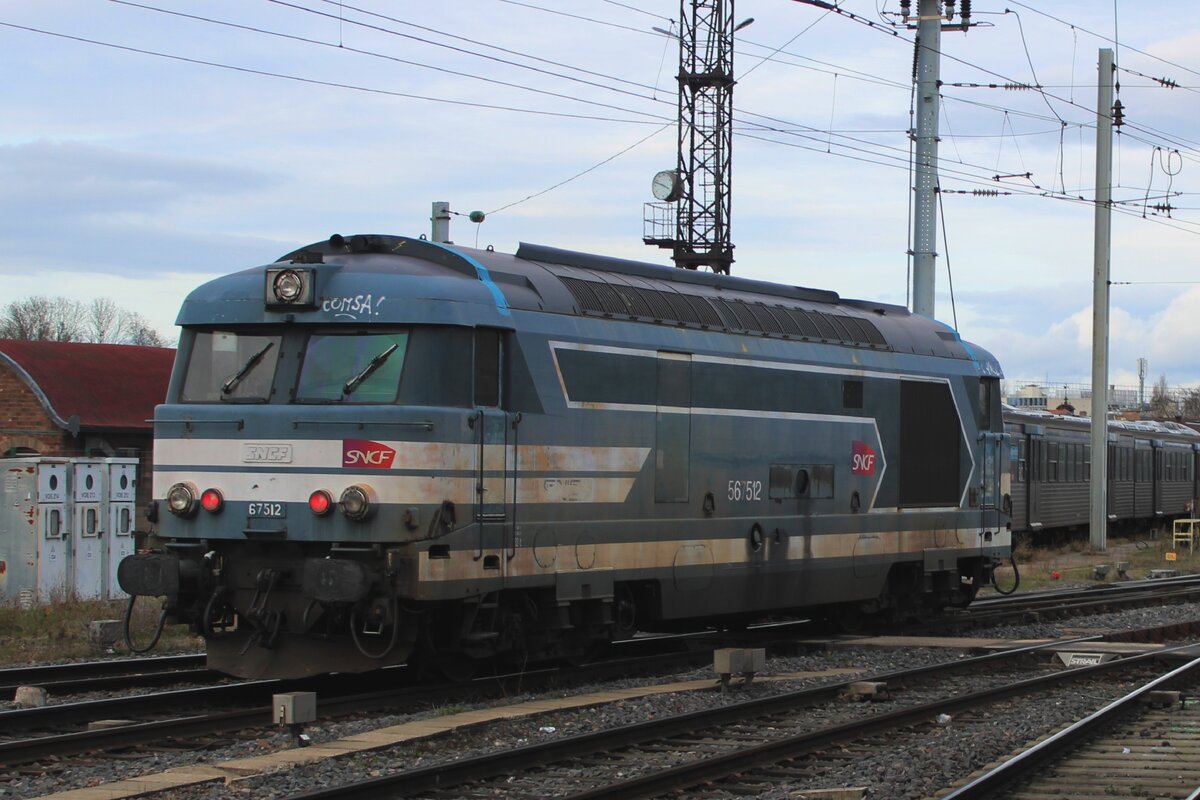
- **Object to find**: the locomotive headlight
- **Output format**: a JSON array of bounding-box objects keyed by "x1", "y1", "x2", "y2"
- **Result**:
[
  {"x1": 273, "y1": 269, "x2": 304, "y2": 302},
  {"x1": 339, "y1": 484, "x2": 376, "y2": 521},
  {"x1": 200, "y1": 488, "x2": 224, "y2": 514},
  {"x1": 264, "y1": 266, "x2": 315, "y2": 308},
  {"x1": 166, "y1": 482, "x2": 198, "y2": 517}
]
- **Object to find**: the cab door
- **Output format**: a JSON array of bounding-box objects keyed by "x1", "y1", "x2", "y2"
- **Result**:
[{"x1": 471, "y1": 329, "x2": 509, "y2": 578}]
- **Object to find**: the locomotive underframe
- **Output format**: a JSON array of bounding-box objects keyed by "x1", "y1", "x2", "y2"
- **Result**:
[{"x1": 128, "y1": 533, "x2": 1001, "y2": 679}]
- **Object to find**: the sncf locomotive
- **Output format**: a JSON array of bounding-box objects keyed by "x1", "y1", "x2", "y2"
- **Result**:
[{"x1": 119, "y1": 234, "x2": 1011, "y2": 679}]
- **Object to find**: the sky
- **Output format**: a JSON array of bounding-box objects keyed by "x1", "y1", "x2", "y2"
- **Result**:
[{"x1": 2, "y1": 1, "x2": 1199, "y2": 391}]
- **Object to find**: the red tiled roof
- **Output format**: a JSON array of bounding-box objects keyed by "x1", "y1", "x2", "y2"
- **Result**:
[{"x1": 0, "y1": 339, "x2": 174, "y2": 431}]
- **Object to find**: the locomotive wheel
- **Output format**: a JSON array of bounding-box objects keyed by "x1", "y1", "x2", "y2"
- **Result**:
[{"x1": 614, "y1": 585, "x2": 637, "y2": 638}]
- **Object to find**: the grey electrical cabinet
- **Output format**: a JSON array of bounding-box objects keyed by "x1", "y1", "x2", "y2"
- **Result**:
[{"x1": 0, "y1": 456, "x2": 138, "y2": 605}]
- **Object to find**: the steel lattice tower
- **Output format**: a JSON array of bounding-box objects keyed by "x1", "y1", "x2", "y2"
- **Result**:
[{"x1": 671, "y1": 0, "x2": 736, "y2": 274}]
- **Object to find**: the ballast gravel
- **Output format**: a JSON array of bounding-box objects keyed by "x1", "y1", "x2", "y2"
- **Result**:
[{"x1": 3, "y1": 601, "x2": 1199, "y2": 800}]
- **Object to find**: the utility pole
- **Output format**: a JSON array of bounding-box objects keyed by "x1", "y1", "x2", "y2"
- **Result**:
[
  {"x1": 910, "y1": 0, "x2": 943, "y2": 319},
  {"x1": 904, "y1": 0, "x2": 972, "y2": 319},
  {"x1": 1090, "y1": 48, "x2": 1115, "y2": 552}
]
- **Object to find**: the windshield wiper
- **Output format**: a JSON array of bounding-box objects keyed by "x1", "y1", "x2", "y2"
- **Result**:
[
  {"x1": 343, "y1": 343, "x2": 399, "y2": 397},
  {"x1": 221, "y1": 342, "x2": 274, "y2": 396}
]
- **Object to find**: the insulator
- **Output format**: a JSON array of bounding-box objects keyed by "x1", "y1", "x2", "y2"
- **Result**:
[
  {"x1": 1158, "y1": 77, "x2": 1178, "y2": 89},
  {"x1": 900, "y1": 0, "x2": 912, "y2": 17},
  {"x1": 1112, "y1": 99, "x2": 1125, "y2": 127},
  {"x1": 960, "y1": 0, "x2": 971, "y2": 23},
  {"x1": 1003, "y1": 83, "x2": 1034, "y2": 91},
  {"x1": 944, "y1": 0, "x2": 955, "y2": 19},
  {"x1": 911, "y1": 35, "x2": 920, "y2": 82}
]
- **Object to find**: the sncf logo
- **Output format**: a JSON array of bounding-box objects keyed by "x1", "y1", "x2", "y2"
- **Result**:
[
  {"x1": 851, "y1": 441, "x2": 877, "y2": 476},
  {"x1": 342, "y1": 439, "x2": 396, "y2": 469}
]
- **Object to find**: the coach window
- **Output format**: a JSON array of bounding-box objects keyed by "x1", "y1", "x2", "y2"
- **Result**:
[
  {"x1": 1084, "y1": 444, "x2": 1091, "y2": 481},
  {"x1": 474, "y1": 329, "x2": 502, "y2": 407}
]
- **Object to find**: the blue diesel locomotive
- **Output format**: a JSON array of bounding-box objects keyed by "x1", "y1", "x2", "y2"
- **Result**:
[{"x1": 119, "y1": 234, "x2": 1010, "y2": 678}]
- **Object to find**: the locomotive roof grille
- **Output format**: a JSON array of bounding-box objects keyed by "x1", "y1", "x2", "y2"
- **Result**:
[{"x1": 559, "y1": 274, "x2": 887, "y2": 349}]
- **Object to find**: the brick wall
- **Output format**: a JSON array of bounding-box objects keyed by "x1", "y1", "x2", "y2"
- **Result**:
[
  {"x1": 0, "y1": 364, "x2": 79, "y2": 456},
  {"x1": 1, "y1": 363, "x2": 154, "y2": 525}
]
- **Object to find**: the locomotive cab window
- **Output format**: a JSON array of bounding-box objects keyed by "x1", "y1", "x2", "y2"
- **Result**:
[
  {"x1": 182, "y1": 331, "x2": 282, "y2": 402},
  {"x1": 296, "y1": 331, "x2": 408, "y2": 402}
]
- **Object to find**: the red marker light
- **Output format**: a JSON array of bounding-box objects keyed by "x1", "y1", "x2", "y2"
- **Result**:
[
  {"x1": 309, "y1": 490, "x2": 332, "y2": 516},
  {"x1": 200, "y1": 488, "x2": 224, "y2": 513}
]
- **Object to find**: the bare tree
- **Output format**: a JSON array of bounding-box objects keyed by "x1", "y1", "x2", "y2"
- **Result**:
[
  {"x1": 1182, "y1": 388, "x2": 1200, "y2": 422},
  {"x1": 1149, "y1": 374, "x2": 1178, "y2": 419},
  {"x1": 1, "y1": 296, "x2": 168, "y2": 347},
  {"x1": 0, "y1": 296, "x2": 83, "y2": 342}
]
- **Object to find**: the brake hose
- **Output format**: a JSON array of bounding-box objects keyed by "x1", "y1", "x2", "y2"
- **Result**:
[
  {"x1": 123, "y1": 594, "x2": 168, "y2": 654},
  {"x1": 991, "y1": 554, "x2": 1021, "y2": 596}
]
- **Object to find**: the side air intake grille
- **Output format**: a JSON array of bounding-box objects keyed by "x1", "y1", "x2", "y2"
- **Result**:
[{"x1": 557, "y1": 275, "x2": 889, "y2": 350}]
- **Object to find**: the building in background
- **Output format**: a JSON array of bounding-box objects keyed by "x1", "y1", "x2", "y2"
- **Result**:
[{"x1": 0, "y1": 339, "x2": 174, "y2": 517}]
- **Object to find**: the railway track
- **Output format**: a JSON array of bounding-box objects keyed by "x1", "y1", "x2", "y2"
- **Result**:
[
  {"x1": 942, "y1": 655, "x2": 1200, "y2": 799},
  {"x1": 0, "y1": 647, "x2": 714, "y2": 769},
  {"x1": 913, "y1": 575, "x2": 1200, "y2": 634},
  {"x1": 7, "y1": 585, "x2": 1200, "y2": 798},
  {"x1": 0, "y1": 654, "x2": 208, "y2": 698},
  {"x1": 281, "y1": 635, "x2": 1200, "y2": 800}
]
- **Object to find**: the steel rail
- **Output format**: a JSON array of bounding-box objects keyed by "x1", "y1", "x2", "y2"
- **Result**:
[
  {"x1": 0, "y1": 653, "x2": 205, "y2": 692},
  {"x1": 558, "y1": 645, "x2": 1200, "y2": 800},
  {"x1": 280, "y1": 636, "x2": 1117, "y2": 800},
  {"x1": 0, "y1": 667, "x2": 219, "y2": 697},
  {"x1": 940, "y1": 653, "x2": 1200, "y2": 799},
  {"x1": 0, "y1": 649, "x2": 711, "y2": 767}
]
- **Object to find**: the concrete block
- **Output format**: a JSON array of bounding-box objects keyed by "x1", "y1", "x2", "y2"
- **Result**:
[
  {"x1": 14, "y1": 686, "x2": 48, "y2": 707},
  {"x1": 713, "y1": 647, "x2": 765, "y2": 675},
  {"x1": 1092, "y1": 564, "x2": 1110, "y2": 580},
  {"x1": 841, "y1": 681, "x2": 890, "y2": 701},
  {"x1": 273, "y1": 691, "x2": 316, "y2": 725},
  {"x1": 1142, "y1": 690, "x2": 1182, "y2": 708},
  {"x1": 1149, "y1": 569, "x2": 1180, "y2": 579},
  {"x1": 88, "y1": 619, "x2": 123, "y2": 648}
]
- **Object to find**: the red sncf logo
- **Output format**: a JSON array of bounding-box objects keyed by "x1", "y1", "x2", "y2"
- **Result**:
[
  {"x1": 342, "y1": 439, "x2": 396, "y2": 469},
  {"x1": 851, "y1": 441, "x2": 877, "y2": 475}
]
